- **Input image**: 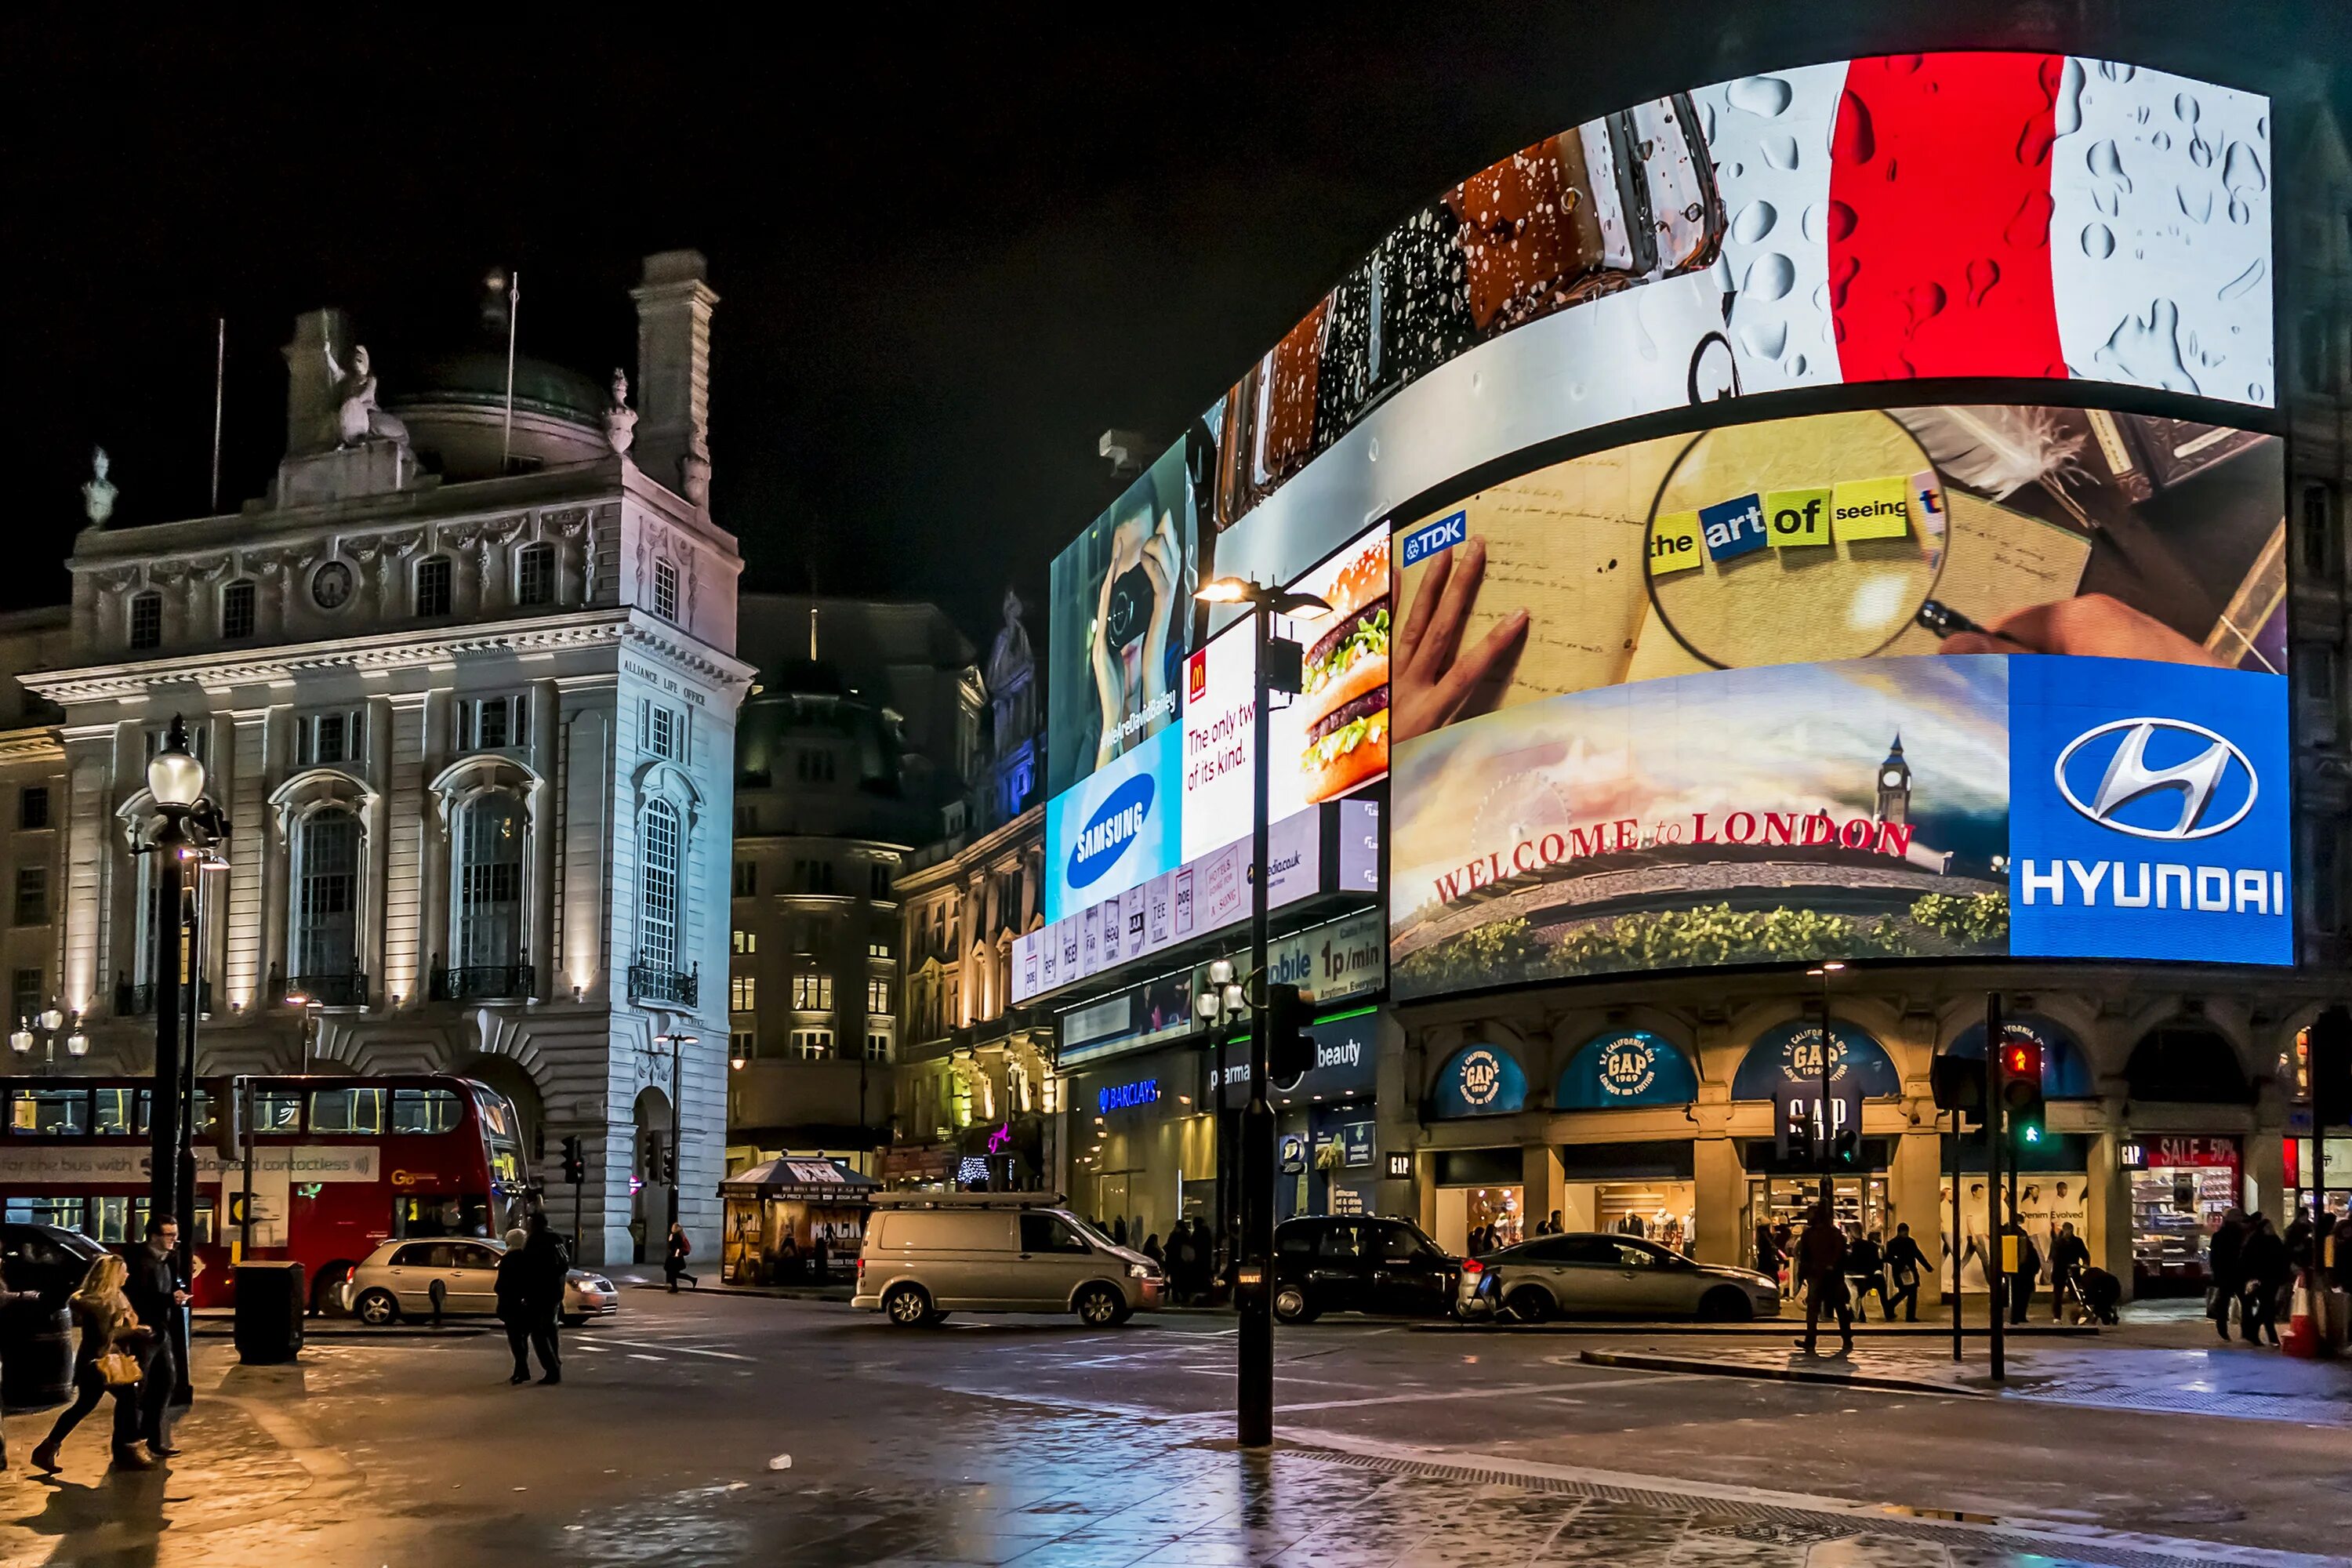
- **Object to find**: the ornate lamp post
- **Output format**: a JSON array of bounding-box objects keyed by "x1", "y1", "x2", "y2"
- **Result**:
[
  {"x1": 654, "y1": 1030, "x2": 699, "y2": 1232},
  {"x1": 9, "y1": 1006, "x2": 77, "y2": 1075},
  {"x1": 143, "y1": 717, "x2": 208, "y2": 1234}
]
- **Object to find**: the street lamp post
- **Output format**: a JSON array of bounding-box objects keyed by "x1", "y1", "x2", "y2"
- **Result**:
[
  {"x1": 1805, "y1": 962, "x2": 1845, "y2": 1209},
  {"x1": 655, "y1": 1030, "x2": 698, "y2": 1233},
  {"x1": 9, "y1": 1005, "x2": 78, "y2": 1075},
  {"x1": 1196, "y1": 574, "x2": 1329, "y2": 1451},
  {"x1": 144, "y1": 717, "x2": 208, "y2": 1245}
]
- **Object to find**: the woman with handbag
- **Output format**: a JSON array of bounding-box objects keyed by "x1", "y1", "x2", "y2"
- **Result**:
[{"x1": 28, "y1": 1253, "x2": 155, "y2": 1474}]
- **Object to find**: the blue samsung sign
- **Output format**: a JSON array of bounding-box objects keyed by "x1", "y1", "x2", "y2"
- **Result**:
[{"x1": 1067, "y1": 771, "x2": 1156, "y2": 891}]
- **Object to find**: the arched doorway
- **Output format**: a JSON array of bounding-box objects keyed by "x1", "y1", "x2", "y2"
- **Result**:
[
  {"x1": 452, "y1": 1052, "x2": 549, "y2": 1168},
  {"x1": 2122, "y1": 1022, "x2": 2253, "y2": 1295},
  {"x1": 632, "y1": 1086, "x2": 673, "y2": 1265}
]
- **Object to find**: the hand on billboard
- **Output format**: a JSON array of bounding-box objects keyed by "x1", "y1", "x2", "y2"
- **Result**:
[
  {"x1": 1136, "y1": 508, "x2": 1181, "y2": 709},
  {"x1": 1091, "y1": 539, "x2": 1130, "y2": 768},
  {"x1": 1393, "y1": 538, "x2": 1527, "y2": 742},
  {"x1": 1938, "y1": 593, "x2": 2225, "y2": 668}
]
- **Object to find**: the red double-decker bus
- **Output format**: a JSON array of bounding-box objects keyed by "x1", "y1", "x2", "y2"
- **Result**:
[{"x1": 0, "y1": 1073, "x2": 532, "y2": 1309}]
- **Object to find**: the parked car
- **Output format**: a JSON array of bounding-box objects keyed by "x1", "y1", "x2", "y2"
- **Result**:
[
  {"x1": 853, "y1": 1193, "x2": 1163, "y2": 1327},
  {"x1": 1, "y1": 1221, "x2": 108, "y2": 1303},
  {"x1": 334, "y1": 1238, "x2": 619, "y2": 1326},
  {"x1": 1271, "y1": 1215, "x2": 1460, "y2": 1324},
  {"x1": 1455, "y1": 1232, "x2": 1780, "y2": 1322},
  {"x1": 2, "y1": 1223, "x2": 109, "y2": 1411}
]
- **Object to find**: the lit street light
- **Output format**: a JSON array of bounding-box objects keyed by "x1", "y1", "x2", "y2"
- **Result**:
[
  {"x1": 9, "y1": 1004, "x2": 79, "y2": 1075},
  {"x1": 654, "y1": 1030, "x2": 699, "y2": 1233},
  {"x1": 1192, "y1": 575, "x2": 1327, "y2": 1450}
]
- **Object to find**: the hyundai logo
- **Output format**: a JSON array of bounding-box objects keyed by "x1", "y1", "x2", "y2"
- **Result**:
[
  {"x1": 1066, "y1": 771, "x2": 1155, "y2": 889},
  {"x1": 2054, "y1": 717, "x2": 2256, "y2": 841}
]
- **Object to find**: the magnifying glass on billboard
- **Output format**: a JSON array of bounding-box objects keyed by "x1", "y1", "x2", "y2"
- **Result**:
[{"x1": 1641, "y1": 408, "x2": 1951, "y2": 670}]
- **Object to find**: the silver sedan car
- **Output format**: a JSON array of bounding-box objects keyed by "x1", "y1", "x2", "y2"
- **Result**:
[
  {"x1": 336, "y1": 1237, "x2": 620, "y2": 1326},
  {"x1": 1455, "y1": 1232, "x2": 1780, "y2": 1322}
]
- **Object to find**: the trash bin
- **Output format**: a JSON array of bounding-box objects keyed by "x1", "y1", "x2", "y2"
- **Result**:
[
  {"x1": 0, "y1": 1294, "x2": 74, "y2": 1412},
  {"x1": 234, "y1": 1261, "x2": 306, "y2": 1364}
]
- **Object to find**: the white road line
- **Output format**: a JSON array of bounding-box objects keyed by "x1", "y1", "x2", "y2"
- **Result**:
[
  {"x1": 1276, "y1": 1377, "x2": 1679, "y2": 1413},
  {"x1": 1283, "y1": 1428, "x2": 2339, "y2": 1568},
  {"x1": 626, "y1": 1353, "x2": 666, "y2": 1362},
  {"x1": 574, "y1": 1338, "x2": 755, "y2": 1362}
]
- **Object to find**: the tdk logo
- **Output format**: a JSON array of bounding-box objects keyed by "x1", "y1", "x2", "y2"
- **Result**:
[
  {"x1": 2055, "y1": 718, "x2": 2256, "y2": 840},
  {"x1": 1067, "y1": 773, "x2": 1154, "y2": 889},
  {"x1": 1400, "y1": 510, "x2": 1467, "y2": 568}
]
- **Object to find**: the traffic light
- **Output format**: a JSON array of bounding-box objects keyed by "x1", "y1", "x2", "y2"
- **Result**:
[
  {"x1": 1999, "y1": 1039, "x2": 2046, "y2": 1154},
  {"x1": 1265, "y1": 983, "x2": 1312, "y2": 1090},
  {"x1": 561, "y1": 1134, "x2": 585, "y2": 1185},
  {"x1": 1776, "y1": 1094, "x2": 1814, "y2": 1167},
  {"x1": 2312, "y1": 1006, "x2": 2352, "y2": 1129},
  {"x1": 1929, "y1": 1054, "x2": 1985, "y2": 1116},
  {"x1": 1829, "y1": 1127, "x2": 1862, "y2": 1168}
]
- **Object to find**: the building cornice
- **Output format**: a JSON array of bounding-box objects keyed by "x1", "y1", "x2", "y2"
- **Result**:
[
  {"x1": 897, "y1": 803, "x2": 1044, "y2": 895},
  {"x1": 25, "y1": 608, "x2": 756, "y2": 706},
  {"x1": 0, "y1": 726, "x2": 64, "y2": 765}
]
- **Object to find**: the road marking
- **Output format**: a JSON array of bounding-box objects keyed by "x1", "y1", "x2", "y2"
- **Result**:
[
  {"x1": 1274, "y1": 1376, "x2": 1678, "y2": 1413},
  {"x1": 575, "y1": 1338, "x2": 754, "y2": 1362}
]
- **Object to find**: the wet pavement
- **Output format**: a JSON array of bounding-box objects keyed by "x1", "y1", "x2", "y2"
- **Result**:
[{"x1": 5, "y1": 1290, "x2": 2350, "y2": 1566}]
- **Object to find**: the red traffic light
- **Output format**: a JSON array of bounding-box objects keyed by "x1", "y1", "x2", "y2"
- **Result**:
[{"x1": 2002, "y1": 1042, "x2": 2042, "y2": 1080}]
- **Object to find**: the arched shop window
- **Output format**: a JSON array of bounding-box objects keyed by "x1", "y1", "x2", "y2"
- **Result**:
[
  {"x1": 1555, "y1": 1030, "x2": 1699, "y2": 1109},
  {"x1": 2125, "y1": 1022, "x2": 2251, "y2": 1104},
  {"x1": 1944, "y1": 1014, "x2": 2095, "y2": 1098},
  {"x1": 1730, "y1": 1018, "x2": 1903, "y2": 1102},
  {"x1": 1429, "y1": 1043, "x2": 1528, "y2": 1118}
]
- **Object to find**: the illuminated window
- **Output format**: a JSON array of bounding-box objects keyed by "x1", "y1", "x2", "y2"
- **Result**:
[
  {"x1": 793, "y1": 973, "x2": 833, "y2": 1010},
  {"x1": 453, "y1": 794, "x2": 525, "y2": 972},
  {"x1": 292, "y1": 808, "x2": 361, "y2": 982},
  {"x1": 791, "y1": 1029, "x2": 833, "y2": 1060},
  {"x1": 637, "y1": 799, "x2": 681, "y2": 973},
  {"x1": 731, "y1": 928, "x2": 757, "y2": 955},
  {"x1": 730, "y1": 975, "x2": 757, "y2": 1013},
  {"x1": 866, "y1": 1033, "x2": 891, "y2": 1063},
  {"x1": 866, "y1": 976, "x2": 889, "y2": 1014}
]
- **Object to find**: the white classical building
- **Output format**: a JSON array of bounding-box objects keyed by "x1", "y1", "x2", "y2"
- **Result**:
[{"x1": 22, "y1": 251, "x2": 750, "y2": 1269}]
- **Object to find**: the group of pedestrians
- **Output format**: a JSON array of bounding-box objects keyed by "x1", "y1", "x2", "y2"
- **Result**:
[
  {"x1": 2, "y1": 1218, "x2": 187, "y2": 1475},
  {"x1": 2205, "y1": 1206, "x2": 2318, "y2": 1346},
  {"x1": 1155, "y1": 1218, "x2": 1218, "y2": 1305}
]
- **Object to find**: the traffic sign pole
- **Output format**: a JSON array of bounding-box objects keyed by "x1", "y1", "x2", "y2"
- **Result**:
[{"x1": 1987, "y1": 991, "x2": 2005, "y2": 1384}]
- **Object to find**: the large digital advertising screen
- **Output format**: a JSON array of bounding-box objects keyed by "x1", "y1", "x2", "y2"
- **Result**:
[
  {"x1": 1387, "y1": 401, "x2": 2288, "y2": 993},
  {"x1": 1200, "y1": 51, "x2": 2274, "y2": 597}
]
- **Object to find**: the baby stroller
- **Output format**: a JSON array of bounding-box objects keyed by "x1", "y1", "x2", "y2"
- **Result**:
[{"x1": 2066, "y1": 1265, "x2": 2122, "y2": 1325}]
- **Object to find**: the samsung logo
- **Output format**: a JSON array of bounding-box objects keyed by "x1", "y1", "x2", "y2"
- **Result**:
[{"x1": 1067, "y1": 773, "x2": 1156, "y2": 889}]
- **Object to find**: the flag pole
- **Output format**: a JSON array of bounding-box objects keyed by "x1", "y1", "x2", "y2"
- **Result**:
[
  {"x1": 209, "y1": 318, "x2": 225, "y2": 514},
  {"x1": 502, "y1": 269, "x2": 521, "y2": 472}
]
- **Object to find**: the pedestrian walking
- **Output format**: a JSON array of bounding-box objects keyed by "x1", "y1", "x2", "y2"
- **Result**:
[
  {"x1": 2241, "y1": 1214, "x2": 2288, "y2": 1346},
  {"x1": 2207, "y1": 1207, "x2": 2248, "y2": 1341},
  {"x1": 664, "y1": 1222, "x2": 699, "y2": 1294},
  {"x1": 2285, "y1": 1207, "x2": 2317, "y2": 1277},
  {"x1": 495, "y1": 1228, "x2": 546, "y2": 1385},
  {"x1": 1112, "y1": 1217, "x2": 1128, "y2": 1247},
  {"x1": 1846, "y1": 1230, "x2": 1887, "y2": 1322},
  {"x1": 122, "y1": 1217, "x2": 187, "y2": 1457},
  {"x1": 1753, "y1": 1222, "x2": 1782, "y2": 1281},
  {"x1": 1796, "y1": 1203, "x2": 1853, "y2": 1356},
  {"x1": 1883, "y1": 1223, "x2": 1926, "y2": 1322},
  {"x1": 521, "y1": 1211, "x2": 570, "y2": 1384},
  {"x1": 2002, "y1": 1218, "x2": 2040, "y2": 1326},
  {"x1": 2048, "y1": 1221, "x2": 2090, "y2": 1323},
  {"x1": 28, "y1": 1254, "x2": 154, "y2": 1474},
  {"x1": 1772, "y1": 1223, "x2": 1796, "y2": 1297},
  {"x1": 1142, "y1": 1232, "x2": 1164, "y2": 1268}
]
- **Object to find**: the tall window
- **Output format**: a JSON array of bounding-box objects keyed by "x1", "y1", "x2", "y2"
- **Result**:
[
  {"x1": 640, "y1": 700, "x2": 686, "y2": 762},
  {"x1": 514, "y1": 543, "x2": 555, "y2": 608},
  {"x1": 292, "y1": 809, "x2": 361, "y2": 979},
  {"x1": 18, "y1": 787, "x2": 48, "y2": 831},
  {"x1": 458, "y1": 695, "x2": 523, "y2": 752},
  {"x1": 732, "y1": 861, "x2": 757, "y2": 896},
  {"x1": 865, "y1": 1033, "x2": 891, "y2": 1063},
  {"x1": 221, "y1": 579, "x2": 256, "y2": 639},
  {"x1": 791, "y1": 1029, "x2": 833, "y2": 1060},
  {"x1": 129, "y1": 592, "x2": 162, "y2": 652},
  {"x1": 454, "y1": 795, "x2": 525, "y2": 972},
  {"x1": 730, "y1": 1029, "x2": 757, "y2": 1062},
  {"x1": 793, "y1": 972, "x2": 832, "y2": 1010},
  {"x1": 653, "y1": 559, "x2": 680, "y2": 622},
  {"x1": 866, "y1": 976, "x2": 889, "y2": 1014},
  {"x1": 415, "y1": 556, "x2": 453, "y2": 618},
  {"x1": 13, "y1": 868, "x2": 47, "y2": 927},
  {"x1": 10, "y1": 967, "x2": 39, "y2": 1025},
  {"x1": 638, "y1": 799, "x2": 681, "y2": 973},
  {"x1": 730, "y1": 975, "x2": 757, "y2": 1012},
  {"x1": 731, "y1": 927, "x2": 757, "y2": 954},
  {"x1": 297, "y1": 710, "x2": 361, "y2": 768}
]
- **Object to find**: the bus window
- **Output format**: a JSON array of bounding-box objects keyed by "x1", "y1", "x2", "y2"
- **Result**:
[
  {"x1": 309, "y1": 1087, "x2": 386, "y2": 1134},
  {"x1": 391, "y1": 1087, "x2": 463, "y2": 1134},
  {"x1": 129, "y1": 1088, "x2": 214, "y2": 1139},
  {"x1": 90, "y1": 1195, "x2": 151, "y2": 1243},
  {"x1": 252, "y1": 1091, "x2": 303, "y2": 1133},
  {"x1": 5, "y1": 1196, "x2": 85, "y2": 1230},
  {"x1": 191, "y1": 1203, "x2": 216, "y2": 1246},
  {"x1": 471, "y1": 1091, "x2": 514, "y2": 1140},
  {"x1": 8, "y1": 1087, "x2": 89, "y2": 1135},
  {"x1": 93, "y1": 1087, "x2": 138, "y2": 1135},
  {"x1": 395, "y1": 1195, "x2": 492, "y2": 1239}
]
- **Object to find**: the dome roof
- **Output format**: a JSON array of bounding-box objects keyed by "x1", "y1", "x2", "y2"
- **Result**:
[
  {"x1": 393, "y1": 348, "x2": 604, "y2": 423},
  {"x1": 761, "y1": 658, "x2": 849, "y2": 699}
]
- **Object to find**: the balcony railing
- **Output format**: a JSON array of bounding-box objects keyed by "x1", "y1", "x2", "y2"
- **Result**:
[
  {"x1": 430, "y1": 964, "x2": 535, "y2": 1002},
  {"x1": 281, "y1": 971, "x2": 368, "y2": 1008},
  {"x1": 114, "y1": 980, "x2": 213, "y2": 1017},
  {"x1": 628, "y1": 961, "x2": 699, "y2": 1007}
]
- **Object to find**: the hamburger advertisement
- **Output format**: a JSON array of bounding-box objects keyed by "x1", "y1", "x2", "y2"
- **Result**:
[{"x1": 1181, "y1": 524, "x2": 1391, "y2": 862}]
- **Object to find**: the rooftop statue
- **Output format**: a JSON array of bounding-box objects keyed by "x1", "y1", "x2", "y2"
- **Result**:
[
  {"x1": 82, "y1": 446, "x2": 118, "y2": 526},
  {"x1": 604, "y1": 368, "x2": 638, "y2": 457},
  {"x1": 325, "y1": 341, "x2": 412, "y2": 449},
  {"x1": 985, "y1": 585, "x2": 1033, "y2": 689}
]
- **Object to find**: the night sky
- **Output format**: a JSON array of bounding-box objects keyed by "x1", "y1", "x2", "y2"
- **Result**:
[{"x1": 8, "y1": 5, "x2": 2346, "y2": 647}]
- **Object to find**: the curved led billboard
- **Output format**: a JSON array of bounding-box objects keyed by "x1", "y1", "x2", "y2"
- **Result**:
[{"x1": 1036, "y1": 47, "x2": 2281, "y2": 993}]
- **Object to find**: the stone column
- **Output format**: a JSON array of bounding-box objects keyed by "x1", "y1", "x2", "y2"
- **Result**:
[
  {"x1": 417, "y1": 690, "x2": 453, "y2": 995},
  {"x1": 1693, "y1": 1133, "x2": 1744, "y2": 1268},
  {"x1": 531, "y1": 677, "x2": 560, "y2": 997},
  {"x1": 1520, "y1": 1143, "x2": 1565, "y2": 1238},
  {"x1": 257, "y1": 709, "x2": 291, "y2": 1004},
  {"x1": 364, "y1": 699, "x2": 393, "y2": 1004}
]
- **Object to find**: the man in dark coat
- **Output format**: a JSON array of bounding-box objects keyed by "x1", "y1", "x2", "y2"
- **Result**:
[
  {"x1": 124, "y1": 1217, "x2": 189, "y2": 1457},
  {"x1": 518, "y1": 1212, "x2": 570, "y2": 1384},
  {"x1": 2208, "y1": 1208, "x2": 2248, "y2": 1341},
  {"x1": 1795, "y1": 1203, "x2": 1853, "y2": 1356},
  {"x1": 2241, "y1": 1214, "x2": 2289, "y2": 1346},
  {"x1": 495, "y1": 1228, "x2": 544, "y2": 1385},
  {"x1": 2048, "y1": 1222, "x2": 2092, "y2": 1321},
  {"x1": 1882, "y1": 1223, "x2": 1929, "y2": 1322}
]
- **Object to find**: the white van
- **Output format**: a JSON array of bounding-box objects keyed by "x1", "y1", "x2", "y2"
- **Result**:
[{"x1": 853, "y1": 1193, "x2": 1164, "y2": 1327}]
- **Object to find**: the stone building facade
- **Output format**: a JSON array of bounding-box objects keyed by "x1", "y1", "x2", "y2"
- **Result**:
[{"x1": 22, "y1": 252, "x2": 750, "y2": 1269}]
